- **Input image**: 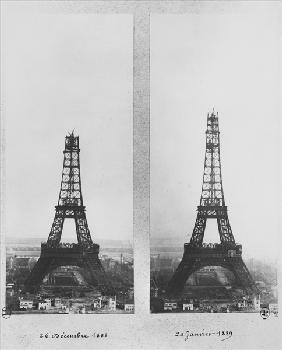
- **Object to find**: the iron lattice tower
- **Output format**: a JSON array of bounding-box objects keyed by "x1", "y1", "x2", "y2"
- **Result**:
[
  {"x1": 190, "y1": 110, "x2": 235, "y2": 247},
  {"x1": 25, "y1": 133, "x2": 114, "y2": 294},
  {"x1": 167, "y1": 111, "x2": 258, "y2": 296},
  {"x1": 47, "y1": 133, "x2": 93, "y2": 248}
]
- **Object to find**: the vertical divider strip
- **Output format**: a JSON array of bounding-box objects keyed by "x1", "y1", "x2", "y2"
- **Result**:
[{"x1": 133, "y1": 8, "x2": 150, "y2": 315}]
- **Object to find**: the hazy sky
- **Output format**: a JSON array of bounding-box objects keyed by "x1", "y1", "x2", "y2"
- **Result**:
[
  {"x1": 3, "y1": 5, "x2": 133, "y2": 242},
  {"x1": 151, "y1": 6, "x2": 281, "y2": 260}
]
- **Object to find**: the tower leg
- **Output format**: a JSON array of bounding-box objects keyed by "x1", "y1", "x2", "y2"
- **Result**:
[
  {"x1": 167, "y1": 258, "x2": 197, "y2": 296},
  {"x1": 228, "y1": 258, "x2": 258, "y2": 294},
  {"x1": 82, "y1": 253, "x2": 115, "y2": 295},
  {"x1": 24, "y1": 257, "x2": 54, "y2": 293}
]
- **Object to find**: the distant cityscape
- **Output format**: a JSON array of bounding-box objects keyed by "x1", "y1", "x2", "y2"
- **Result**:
[
  {"x1": 6, "y1": 238, "x2": 134, "y2": 314},
  {"x1": 150, "y1": 244, "x2": 278, "y2": 314}
]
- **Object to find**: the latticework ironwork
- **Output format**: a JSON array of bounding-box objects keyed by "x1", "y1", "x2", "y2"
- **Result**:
[
  {"x1": 24, "y1": 133, "x2": 113, "y2": 294},
  {"x1": 47, "y1": 133, "x2": 93, "y2": 248},
  {"x1": 190, "y1": 111, "x2": 235, "y2": 247},
  {"x1": 167, "y1": 111, "x2": 258, "y2": 296}
]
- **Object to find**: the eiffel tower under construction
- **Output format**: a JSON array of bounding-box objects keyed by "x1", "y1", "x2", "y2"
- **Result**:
[
  {"x1": 167, "y1": 111, "x2": 258, "y2": 297},
  {"x1": 24, "y1": 132, "x2": 114, "y2": 295}
]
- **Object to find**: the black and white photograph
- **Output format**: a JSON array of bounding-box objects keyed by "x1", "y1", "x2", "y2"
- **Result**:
[
  {"x1": 2, "y1": 2, "x2": 133, "y2": 315},
  {"x1": 150, "y1": 9, "x2": 280, "y2": 315},
  {"x1": 1, "y1": 1, "x2": 282, "y2": 350}
]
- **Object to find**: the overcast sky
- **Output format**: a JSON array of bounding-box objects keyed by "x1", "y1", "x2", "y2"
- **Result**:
[
  {"x1": 2, "y1": 3, "x2": 281, "y2": 259},
  {"x1": 3, "y1": 5, "x2": 133, "y2": 242},
  {"x1": 151, "y1": 5, "x2": 281, "y2": 261}
]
